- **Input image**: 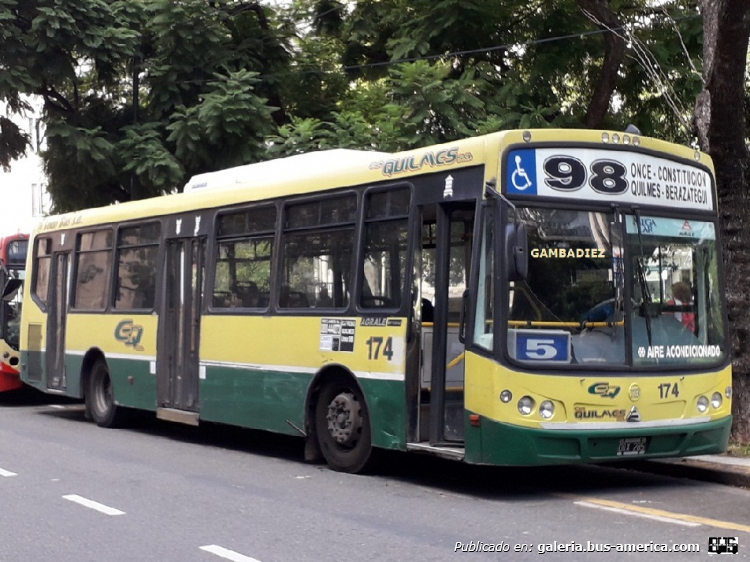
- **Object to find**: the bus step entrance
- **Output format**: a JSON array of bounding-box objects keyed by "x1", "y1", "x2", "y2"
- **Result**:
[
  {"x1": 156, "y1": 407, "x2": 200, "y2": 426},
  {"x1": 406, "y1": 442, "x2": 465, "y2": 461},
  {"x1": 419, "y1": 397, "x2": 465, "y2": 442}
]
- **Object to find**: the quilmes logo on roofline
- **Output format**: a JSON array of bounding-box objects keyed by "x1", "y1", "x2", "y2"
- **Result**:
[
  {"x1": 370, "y1": 148, "x2": 473, "y2": 177},
  {"x1": 588, "y1": 382, "x2": 621, "y2": 399}
]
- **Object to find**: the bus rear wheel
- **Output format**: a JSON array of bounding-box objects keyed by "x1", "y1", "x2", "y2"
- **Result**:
[
  {"x1": 315, "y1": 375, "x2": 372, "y2": 473},
  {"x1": 87, "y1": 360, "x2": 123, "y2": 428}
]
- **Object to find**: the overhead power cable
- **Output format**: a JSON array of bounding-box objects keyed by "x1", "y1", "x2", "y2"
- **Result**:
[
  {"x1": 154, "y1": 10, "x2": 699, "y2": 83},
  {"x1": 335, "y1": 13, "x2": 699, "y2": 74}
]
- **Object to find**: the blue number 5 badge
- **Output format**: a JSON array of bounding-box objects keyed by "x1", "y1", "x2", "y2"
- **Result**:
[
  {"x1": 514, "y1": 330, "x2": 571, "y2": 363},
  {"x1": 506, "y1": 149, "x2": 537, "y2": 195}
]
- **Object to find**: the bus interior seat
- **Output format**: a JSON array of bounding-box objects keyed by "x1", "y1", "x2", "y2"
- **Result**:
[
  {"x1": 236, "y1": 282, "x2": 259, "y2": 307},
  {"x1": 280, "y1": 285, "x2": 310, "y2": 308},
  {"x1": 421, "y1": 298, "x2": 434, "y2": 322}
]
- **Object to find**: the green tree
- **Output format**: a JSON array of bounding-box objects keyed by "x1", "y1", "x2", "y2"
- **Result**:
[
  {"x1": 270, "y1": 0, "x2": 708, "y2": 154},
  {"x1": 2, "y1": 0, "x2": 711, "y2": 199},
  {"x1": 0, "y1": 0, "x2": 289, "y2": 211},
  {"x1": 693, "y1": 0, "x2": 750, "y2": 443}
]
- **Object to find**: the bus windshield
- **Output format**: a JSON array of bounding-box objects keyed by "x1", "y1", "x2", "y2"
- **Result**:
[
  {"x1": 0, "y1": 234, "x2": 27, "y2": 352},
  {"x1": 506, "y1": 208, "x2": 726, "y2": 368},
  {"x1": 626, "y1": 215, "x2": 725, "y2": 366}
]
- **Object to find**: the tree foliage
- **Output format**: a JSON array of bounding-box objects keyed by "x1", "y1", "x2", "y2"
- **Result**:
[
  {"x1": 0, "y1": 0, "x2": 720, "y2": 208},
  {"x1": 693, "y1": 0, "x2": 750, "y2": 442},
  {"x1": 0, "y1": 0, "x2": 288, "y2": 211}
]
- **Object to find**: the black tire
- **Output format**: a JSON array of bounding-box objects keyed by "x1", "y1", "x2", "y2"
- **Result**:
[
  {"x1": 87, "y1": 359, "x2": 124, "y2": 428},
  {"x1": 315, "y1": 374, "x2": 373, "y2": 473}
]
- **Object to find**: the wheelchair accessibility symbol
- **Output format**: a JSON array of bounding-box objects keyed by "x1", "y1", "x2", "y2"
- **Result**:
[
  {"x1": 506, "y1": 149, "x2": 537, "y2": 195},
  {"x1": 512, "y1": 155, "x2": 532, "y2": 190}
]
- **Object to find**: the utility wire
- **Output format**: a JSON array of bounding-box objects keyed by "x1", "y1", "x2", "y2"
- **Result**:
[
  {"x1": 151, "y1": 10, "x2": 699, "y2": 84},
  {"x1": 206, "y1": 3, "x2": 699, "y2": 76},
  {"x1": 334, "y1": 13, "x2": 699, "y2": 74}
]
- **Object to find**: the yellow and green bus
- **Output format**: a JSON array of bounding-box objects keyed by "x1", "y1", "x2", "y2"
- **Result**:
[{"x1": 20, "y1": 129, "x2": 731, "y2": 472}]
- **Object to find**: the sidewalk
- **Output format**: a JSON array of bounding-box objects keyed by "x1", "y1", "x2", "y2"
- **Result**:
[{"x1": 628, "y1": 454, "x2": 750, "y2": 488}]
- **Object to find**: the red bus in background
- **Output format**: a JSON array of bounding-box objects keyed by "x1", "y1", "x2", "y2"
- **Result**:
[{"x1": 0, "y1": 233, "x2": 29, "y2": 392}]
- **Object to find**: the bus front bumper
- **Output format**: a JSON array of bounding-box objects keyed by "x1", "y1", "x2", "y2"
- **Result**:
[
  {"x1": 0, "y1": 368, "x2": 22, "y2": 392},
  {"x1": 464, "y1": 413, "x2": 732, "y2": 466}
]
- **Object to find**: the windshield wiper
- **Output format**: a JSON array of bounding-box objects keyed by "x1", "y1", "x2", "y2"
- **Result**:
[
  {"x1": 633, "y1": 208, "x2": 653, "y2": 347},
  {"x1": 610, "y1": 205, "x2": 624, "y2": 338}
]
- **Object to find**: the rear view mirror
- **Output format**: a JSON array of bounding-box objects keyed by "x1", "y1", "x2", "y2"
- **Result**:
[
  {"x1": 3, "y1": 278, "x2": 23, "y2": 301},
  {"x1": 505, "y1": 222, "x2": 528, "y2": 281}
]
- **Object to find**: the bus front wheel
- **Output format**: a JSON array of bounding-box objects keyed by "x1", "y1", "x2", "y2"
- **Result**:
[
  {"x1": 315, "y1": 375, "x2": 372, "y2": 473},
  {"x1": 87, "y1": 360, "x2": 123, "y2": 428}
]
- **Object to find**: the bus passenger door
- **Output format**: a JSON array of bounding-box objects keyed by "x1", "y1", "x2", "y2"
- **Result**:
[
  {"x1": 46, "y1": 252, "x2": 70, "y2": 391},
  {"x1": 157, "y1": 235, "x2": 205, "y2": 422},
  {"x1": 415, "y1": 202, "x2": 475, "y2": 446}
]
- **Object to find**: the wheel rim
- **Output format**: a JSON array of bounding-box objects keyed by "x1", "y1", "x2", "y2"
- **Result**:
[
  {"x1": 325, "y1": 391, "x2": 362, "y2": 448},
  {"x1": 93, "y1": 370, "x2": 112, "y2": 415}
]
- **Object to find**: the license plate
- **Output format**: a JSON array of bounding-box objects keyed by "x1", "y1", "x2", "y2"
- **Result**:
[{"x1": 617, "y1": 437, "x2": 648, "y2": 456}]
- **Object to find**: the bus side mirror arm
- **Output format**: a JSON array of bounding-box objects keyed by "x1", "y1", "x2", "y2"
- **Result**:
[{"x1": 505, "y1": 222, "x2": 528, "y2": 282}]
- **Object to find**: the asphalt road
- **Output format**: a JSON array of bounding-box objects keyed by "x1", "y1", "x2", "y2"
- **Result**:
[{"x1": 1, "y1": 387, "x2": 749, "y2": 562}]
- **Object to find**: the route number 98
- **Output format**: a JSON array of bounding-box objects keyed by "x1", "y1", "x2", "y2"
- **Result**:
[{"x1": 544, "y1": 156, "x2": 628, "y2": 195}]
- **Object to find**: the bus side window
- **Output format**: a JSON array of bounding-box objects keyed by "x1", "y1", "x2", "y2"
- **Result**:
[
  {"x1": 360, "y1": 187, "x2": 410, "y2": 311},
  {"x1": 214, "y1": 206, "x2": 276, "y2": 311},
  {"x1": 114, "y1": 223, "x2": 160, "y2": 310},
  {"x1": 32, "y1": 237, "x2": 52, "y2": 306},
  {"x1": 282, "y1": 194, "x2": 357, "y2": 310}
]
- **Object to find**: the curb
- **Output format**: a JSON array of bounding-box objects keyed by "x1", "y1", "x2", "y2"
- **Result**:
[{"x1": 624, "y1": 458, "x2": 750, "y2": 488}]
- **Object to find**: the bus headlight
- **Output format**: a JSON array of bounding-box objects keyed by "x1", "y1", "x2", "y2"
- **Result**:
[
  {"x1": 711, "y1": 392, "x2": 723, "y2": 409},
  {"x1": 518, "y1": 396, "x2": 535, "y2": 416},
  {"x1": 539, "y1": 400, "x2": 554, "y2": 419},
  {"x1": 726, "y1": 386, "x2": 732, "y2": 399},
  {"x1": 697, "y1": 395, "x2": 709, "y2": 413},
  {"x1": 500, "y1": 390, "x2": 512, "y2": 403}
]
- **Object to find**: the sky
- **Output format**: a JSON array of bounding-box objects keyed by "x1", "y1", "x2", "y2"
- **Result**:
[{"x1": 0, "y1": 101, "x2": 48, "y2": 235}]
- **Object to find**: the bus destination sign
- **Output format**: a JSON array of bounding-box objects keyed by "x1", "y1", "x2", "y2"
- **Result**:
[{"x1": 504, "y1": 147, "x2": 714, "y2": 212}]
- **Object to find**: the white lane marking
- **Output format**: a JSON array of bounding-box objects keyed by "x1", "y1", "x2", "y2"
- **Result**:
[
  {"x1": 0, "y1": 468, "x2": 17, "y2": 477},
  {"x1": 62, "y1": 494, "x2": 125, "y2": 516},
  {"x1": 199, "y1": 545, "x2": 262, "y2": 562},
  {"x1": 574, "y1": 501, "x2": 700, "y2": 527}
]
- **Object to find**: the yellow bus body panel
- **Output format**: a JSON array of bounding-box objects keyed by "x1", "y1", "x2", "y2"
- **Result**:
[{"x1": 465, "y1": 352, "x2": 731, "y2": 428}]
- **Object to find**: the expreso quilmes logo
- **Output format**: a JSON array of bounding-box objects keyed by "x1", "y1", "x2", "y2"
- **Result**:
[
  {"x1": 588, "y1": 382, "x2": 621, "y2": 399},
  {"x1": 115, "y1": 319, "x2": 145, "y2": 351},
  {"x1": 370, "y1": 148, "x2": 473, "y2": 177}
]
